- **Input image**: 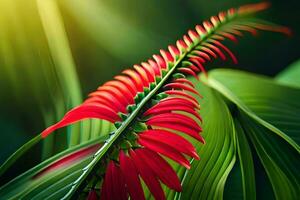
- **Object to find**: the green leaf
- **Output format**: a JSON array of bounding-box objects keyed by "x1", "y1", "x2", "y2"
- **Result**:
[
  {"x1": 178, "y1": 79, "x2": 236, "y2": 200},
  {"x1": 233, "y1": 118, "x2": 256, "y2": 200},
  {"x1": 206, "y1": 69, "x2": 300, "y2": 199},
  {"x1": 207, "y1": 69, "x2": 300, "y2": 149},
  {"x1": 239, "y1": 112, "x2": 300, "y2": 199},
  {"x1": 0, "y1": 135, "x2": 42, "y2": 179},
  {"x1": 276, "y1": 59, "x2": 300, "y2": 88},
  {"x1": 0, "y1": 136, "x2": 106, "y2": 200}
]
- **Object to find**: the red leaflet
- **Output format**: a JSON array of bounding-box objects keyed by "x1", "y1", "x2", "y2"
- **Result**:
[
  {"x1": 218, "y1": 11, "x2": 226, "y2": 22},
  {"x1": 153, "y1": 54, "x2": 167, "y2": 69},
  {"x1": 138, "y1": 137, "x2": 191, "y2": 169},
  {"x1": 159, "y1": 97, "x2": 199, "y2": 109},
  {"x1": 188, "y1": 64, "x2": 201, "y2": 73},
  {"x1": 195, "y1": 24, "x2": 206, "y2": 36},
  {"x1": 91, "y1": 87, "x2": 129, "y2": 107},
  {"x1": 99, "y1": 161, "x2": 112, "y2": 200},
  {"x1": 148, "y1": 59, "x2": 161, "y2": 76},
  {"x1": 144, "y1": 97, "x2": 199, "y2": 116},
  {"x1": 224, "y1": 29, "x2": 243, "y2": 37},
  {"x1": 188, "y1": 30, "x2": 200, "y2": 42},
  {"x1": 193, "y1": 50, "x2": 211, "y2": 61},
  {"x1": 129, "y1": 150, "x2": 165, "y2": 200},
  {"x1": 141, "y1": 62, "x2": 156, "y2": 82},
  {"x1": 135, "y1": 148, "x2": 182, "y2": 191},
  {"x1": 41, "y1": 104, "x2": 119, "y2": 138},
  {"x1": 203, "y1": 43, "x2": 226, "y2": 60},
  {"x1": 122, "y1": 69, "x2": 144, "y2": 92},
  {"x1": 164, "y1": 82, "x2": 200, "y2": 96},
  {"x1": 183, "y1": 35, "x2": 193, "y2": 47},
  {"x1": 146, "y1": 120, "x2": 204, "y2": 143},
  {"x1": 208, "y1": 39, "x2": 238, "y2": 64},
  {"x1": 144, "y1": 105, "x2": 202, "y2": 121},
  {"x1": 97, "y1": 85, "x2": 128, "y2": 102},
  {"x1": 134, "y1": 65, "x2": 150, "y2": 87},
  {"x1": 200, "y1": 46, "x2": 217, "y2": 59},
  {"x1": 238, "y1": 2, "x2": 270, "y2": 14},
  {"x1": 114, "y1": 75, "x2": 138, "y2": 96},
  {"x1": 165, "y1": 90, "x2": 199, "y2": 104},
  {"x1": 176, "y1": 39, "x2": 188, "y2": 52},
  {"x1": 83, "y1": 97, "x2": 118, "y2": 112},
  {"x1": 160, "y1": 49, "x2": 174, "y2": 63},
  {"x1": 168, "y1": 45, "x2": 180, "y2": 57},
  {"x1": 148, "y1": 113, "x2": 201, "y2": 131},
  {"x1": 189, "y1": 57, "x2": 207, "y2": 76},
  {"x1": 119, "y1": 151, "x2": 145, "y2": 200},
  {"x1": 232, "y1": 24, "x2": 257, "y2": 36},
  {"x1": 174, "y1": 78, "x2": 195, "y2": 87},
  {"x1": 88, "y1": 91, "x2": 127, "y2": 113},
  {"x1": 100, "y1": 161, "x2": 128, "y2": 200},
  {"x1": 203, "y1": 20, "x2": 213, "y2": 32},
  {"x1": 140, "y1": 129, "x2": 199, "y2": 159},
  {"x1": 178, "y1": 67, "x2": 199, "y2": 80},
  {"x1": 210, "y1": 16, "x2": 220, "y2": 27},
  {"x1": 111, "y1": 161, "x2": 128, "y2": 200},
  {"x1": 218, "y1": 31, "x2": 238, "y2": 43},
  {"x1": 103, "y1": 80, "x2": 134, "y2": 100}
]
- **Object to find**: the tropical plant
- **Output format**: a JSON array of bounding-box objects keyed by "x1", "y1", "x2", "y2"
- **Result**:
[{"x1": 0, "y1": 2, "x2": 299, "y2": 200}]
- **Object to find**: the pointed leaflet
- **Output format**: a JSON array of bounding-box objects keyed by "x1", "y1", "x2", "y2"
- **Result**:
[
  {"x1": 129, "y1": 150, "x2": 165, "y2": 200},
  {"x1": 139, "y1": 129, "x2": 199, "y2": 159},
  {"x1": 119, "y1": 151, "x2": 145, "y2": 200}
]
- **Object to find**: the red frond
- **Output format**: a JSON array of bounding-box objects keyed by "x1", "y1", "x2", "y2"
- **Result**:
[{"x1": 39, "y1": 3, "x2": 289, "y2": 199}]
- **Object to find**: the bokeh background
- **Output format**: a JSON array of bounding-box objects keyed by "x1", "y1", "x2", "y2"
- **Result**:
[{"x1": 0, "y1": 0, "x2": 299, "y2": 176}]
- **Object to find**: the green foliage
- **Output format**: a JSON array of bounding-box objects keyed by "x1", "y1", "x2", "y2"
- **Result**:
[
  {"x1": 0, "y1": 1, "x2": 299, "y2": 199},
  {"x1": 276, "y1": 59, "x2": 300, "y2": 88},
  {"x1": 1, "y1": 67, "x2": 299, "y2": 199},
  {"x1": 0, "y1": 136, "x2": 107, "y2": 199}
]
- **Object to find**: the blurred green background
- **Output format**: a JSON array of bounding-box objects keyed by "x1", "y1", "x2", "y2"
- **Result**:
[{"x1": 0, "y1": 0, "x2": 299, "y2": 172}]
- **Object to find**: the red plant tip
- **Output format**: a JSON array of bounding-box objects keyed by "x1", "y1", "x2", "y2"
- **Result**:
[
  {"x1": 278, "y1": 27, "x2": 292, "y2": 37},
  {"x1": 238, "y1": 2, "x2": 271, "y2": 14},
  {"x1": 168, "y1": 45, "x2": 180, "y2": 57}
]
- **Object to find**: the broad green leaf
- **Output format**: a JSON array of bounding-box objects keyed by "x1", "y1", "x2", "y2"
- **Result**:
[
  {"x1": 207, "y1": 69, "x2": 300, "y2": 148},
  {"x1": 36, "y1": 0, "x2": 85, "y2": 148},
  {"x1": 239, "y1": 112, "x2": 300, "y2": 199},
  {"x1": 206, "y1": 69, "x2": 300, "y2": 199},
  {"x1": 223, "y1": 160, "x2": 243, "y2": 200},
  {"x1": 233, "y1": 118, "x2": 256, "y2": 200},
  {"x1": 276, "y1": 59, "x2": 300, "y2": 88},
  {"x1": 0, "y1": 135, "x2": 42, "y2": 179},
  {"x1": 178, "y1": 79, "x2": 236, "y2": 200},
  {"x1": 0, "y1": 136, "x2": 106, "y2": 200}
]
